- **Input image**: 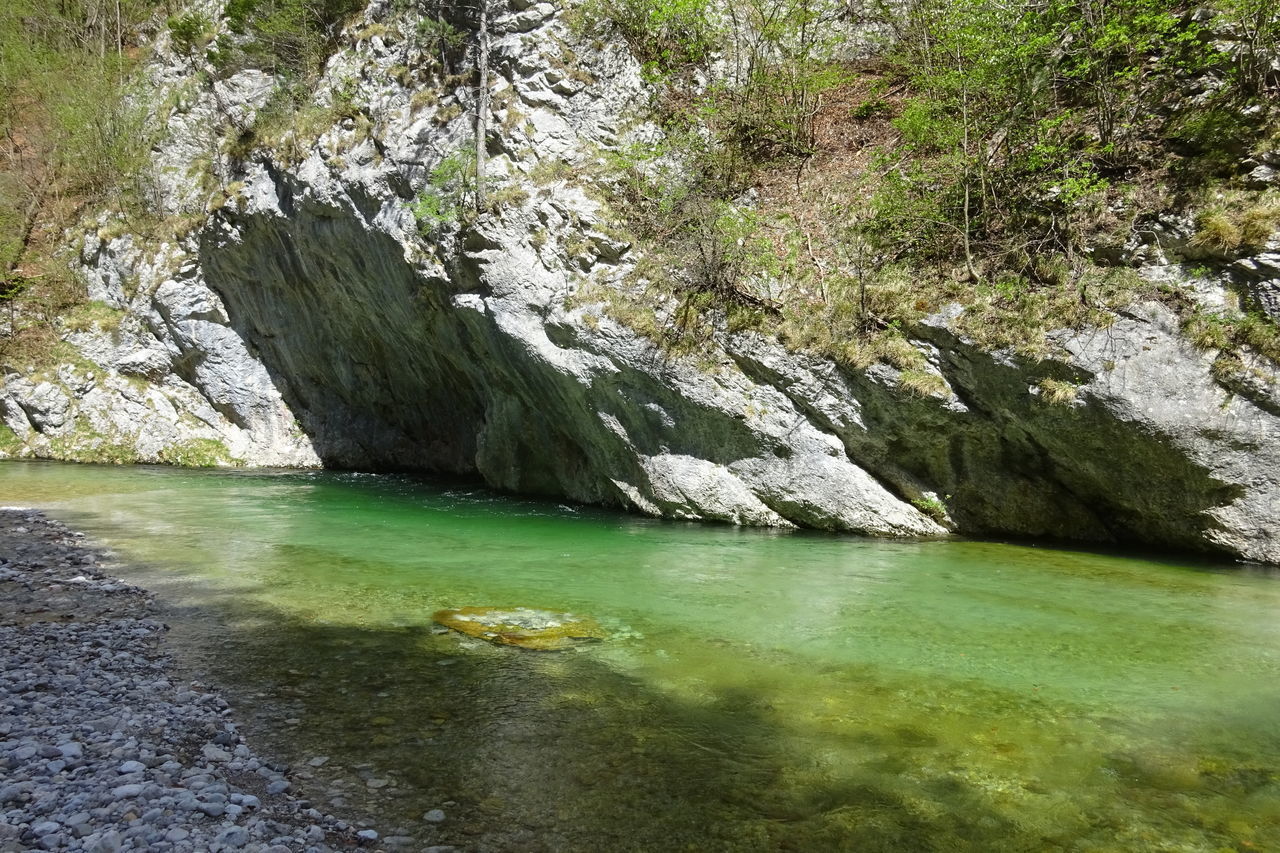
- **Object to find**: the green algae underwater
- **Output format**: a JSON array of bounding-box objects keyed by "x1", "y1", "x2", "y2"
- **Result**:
[{"x1": 3, "y1": 460, "x2": 1279, "y2": 852}]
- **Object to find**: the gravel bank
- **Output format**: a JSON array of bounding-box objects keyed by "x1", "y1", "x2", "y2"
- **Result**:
[{"x1": 0, "y1": 507, "x2": 386, "y2": 852}]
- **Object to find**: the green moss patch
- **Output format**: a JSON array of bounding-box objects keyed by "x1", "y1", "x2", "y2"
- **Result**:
[{"x1": 158, "y1": 438, "x2": 238, "y2": 468}]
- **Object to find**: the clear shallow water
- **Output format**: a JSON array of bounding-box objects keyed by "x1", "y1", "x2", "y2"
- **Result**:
[{"x1": 3, "y1": 460, "x2": 1279, "y2": 851}]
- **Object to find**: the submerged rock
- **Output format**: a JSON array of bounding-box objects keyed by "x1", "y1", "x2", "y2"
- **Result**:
[{"x1": 433, "y1": 607, "x2": 607, "y2": 651}]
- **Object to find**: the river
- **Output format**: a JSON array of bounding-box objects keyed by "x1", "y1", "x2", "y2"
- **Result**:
[{"x1": 2, "y1": 460, "x2": 1278, "y2": 851}]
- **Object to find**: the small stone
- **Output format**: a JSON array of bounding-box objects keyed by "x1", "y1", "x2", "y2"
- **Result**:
[
  {"x1": 117, "y1": 760, "x2": 145, "y2": 774},
  {"x1": 86, "y1": 830, "x2": 122, "y2": 853},
  {"x1": 111, "y1": 784, "x2": 143, "y2": 798},
  {"x1": 423, "y1": 809, "x2": 446, "y2": 823},
  {"x1": 31, "y1": 822, "x2": 60, "y2": 837},
  {"x1": 266, "y1": 780, "x2": 290, "y2": 795},
  {"x1": 307, "y1": 756, "x2": 330, "y2": 767},
  {"x1": 215, "y1": 826, "x2": 250, "y2": 848},
  {"x1": 356, "y1": 829, "x2": 379, "y2": 841}
]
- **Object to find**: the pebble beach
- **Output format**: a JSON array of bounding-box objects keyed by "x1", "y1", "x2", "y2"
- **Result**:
[{"x1": 0, "y1": 507, "x2": 384, "y2": 852}]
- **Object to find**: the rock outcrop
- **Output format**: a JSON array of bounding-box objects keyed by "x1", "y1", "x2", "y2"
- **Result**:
[{"x1": 2, "y1": 0, "x2": 1279, "y2": 563}]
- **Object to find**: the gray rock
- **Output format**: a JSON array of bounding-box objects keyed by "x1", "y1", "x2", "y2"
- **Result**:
[
  {"x1": 117, "y1": 760, "x2": 146, "y2": 774},
  {"x1": 86, "y1": 830, "x2": 122, "y2": 853},
  {"x1": 215, "y1": 826, "x2": 250, "y2": 848},
  {"x1": 1247, "y1": 164, "x2": 1278, "y2": 188},
  {"x1": 422, "y1": 809, "x2": 446, "y2": 823}
]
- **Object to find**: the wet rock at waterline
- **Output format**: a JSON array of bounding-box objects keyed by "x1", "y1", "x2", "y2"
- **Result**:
[{"x1": 433, "y1": 606, "x2": 607, "y2": 651}]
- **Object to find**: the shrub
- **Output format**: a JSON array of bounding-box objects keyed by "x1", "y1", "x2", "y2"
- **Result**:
[
  {"x1": 1037, "y1": 378, "x2": 1079, "y2": 406},
  {"x1": 1192, "y1": 210, "x2": 1243, "y2": 251},
  {"x1": 410, "y1": 150, "x2": 477, "y2": 232},
  {"x1": 899, "y1": 369, "x2": 948, "y2": 397},
  {"x1": 577, "y1": 0, "x2": 721, "y2": 77},
  {"x1": 1240, "y1": 203, "x2": 1280, "y2": 246},
  {"x1": 168, "y1": 12, "x2": 214, "y2": 56},
  {"x1": 211, "y1": 0, "x2": 365, "y2": 79}
]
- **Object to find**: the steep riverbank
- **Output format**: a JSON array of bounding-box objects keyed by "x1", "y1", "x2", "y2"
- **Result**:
[{"x1": 0, "y1": 508, "x2": 395, "y2": 853}]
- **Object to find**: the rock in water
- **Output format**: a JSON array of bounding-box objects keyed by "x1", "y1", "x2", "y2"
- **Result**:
[{"x1": 433, "y1": 607, "x2": 606, "y2": 651}]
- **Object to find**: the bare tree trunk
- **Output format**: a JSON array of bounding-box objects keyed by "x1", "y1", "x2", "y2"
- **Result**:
[{"x1": 474, "y1": 0, "x2": 489, "y2": 212}]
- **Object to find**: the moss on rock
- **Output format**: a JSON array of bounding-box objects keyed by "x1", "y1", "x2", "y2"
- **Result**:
[{"x1": 434, "y1": 606, "x2": 607, "y2": 651}]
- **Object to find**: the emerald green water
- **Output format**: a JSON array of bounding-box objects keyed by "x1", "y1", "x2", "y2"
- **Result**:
[{"x1": 4, "y1": 460, "x2": 1280, "y2": 851}]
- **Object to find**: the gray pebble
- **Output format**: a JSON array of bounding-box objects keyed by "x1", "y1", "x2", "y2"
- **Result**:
[{"x1": 215, "y1": 826, "x2": 250, "y2": 848}]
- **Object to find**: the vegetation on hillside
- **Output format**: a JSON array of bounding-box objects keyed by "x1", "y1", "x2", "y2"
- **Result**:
[
  {"x1": 0, "y1": 0, "x2": 165, "y2": 365},
  {"x1": 3, "y1": 0, "x2": 1279, "y2": 380},
  {"x1": 577, "y1": 0, "x2": 1280, "y2": 365},
  {"x1": 0, "y1": 0, "x2": 374, "y2": 367}
]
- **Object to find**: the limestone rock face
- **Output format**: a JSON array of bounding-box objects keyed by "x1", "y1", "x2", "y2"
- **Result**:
[{"x1": 3, "y1": 1, "x2": 1280, "y2": 562}]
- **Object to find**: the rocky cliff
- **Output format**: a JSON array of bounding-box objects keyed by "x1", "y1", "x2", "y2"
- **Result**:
[{"x1": 3, "y1": 0, "x2": 1280, "y2": 563}]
